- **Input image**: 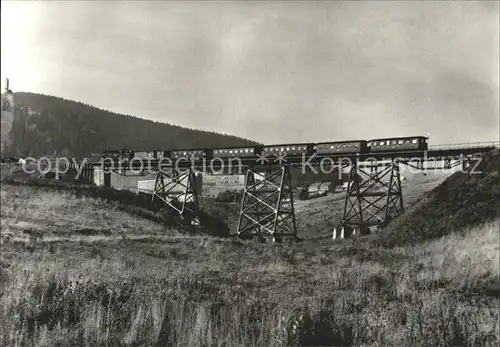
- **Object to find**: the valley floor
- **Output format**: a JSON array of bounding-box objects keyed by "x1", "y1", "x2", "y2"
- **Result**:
[{"x1": 1, "y1": 182, "x2": 499, "y2": 346}]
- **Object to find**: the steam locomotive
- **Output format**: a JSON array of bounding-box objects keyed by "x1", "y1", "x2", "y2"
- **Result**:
[{"x1": 102, "y1": 136, "x2": 429, "y2": 161}]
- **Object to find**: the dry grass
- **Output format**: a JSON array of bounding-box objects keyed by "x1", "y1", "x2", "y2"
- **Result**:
[
  {"x1": 0, "y1": 184, "x2": 173, "y2": 243},
  {"x1": 0, "y1": 183, "x2": 499, "y2": 346}
]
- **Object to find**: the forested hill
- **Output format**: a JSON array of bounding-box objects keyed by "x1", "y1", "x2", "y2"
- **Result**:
[{"x1": 3, "y1": 92, "x2": 259, "y2": 157}]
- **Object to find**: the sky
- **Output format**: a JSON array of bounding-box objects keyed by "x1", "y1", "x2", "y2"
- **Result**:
[{"x1": 1, "y1": 1, "x2": 499, "y2": 145}]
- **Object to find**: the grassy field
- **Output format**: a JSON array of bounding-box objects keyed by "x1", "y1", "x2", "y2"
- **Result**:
[{"x1": 1, "y1": 181, "x2": 499, "y2": 346}]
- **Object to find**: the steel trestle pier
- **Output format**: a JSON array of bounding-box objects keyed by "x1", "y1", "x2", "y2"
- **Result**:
[
  {"x1": 237, "y1": 166, "x2": 298, "y2": 241},
  {"x1": 151, "y1": 168, "x2": 200, "y2": 218},
  {"x1": 341, "y1": 160, "x2": 404, "y2": 232}
]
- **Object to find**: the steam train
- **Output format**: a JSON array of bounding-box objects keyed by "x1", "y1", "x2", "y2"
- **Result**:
[{"x1": 102, "y1": 136, "x2": 429, "y2": 161}]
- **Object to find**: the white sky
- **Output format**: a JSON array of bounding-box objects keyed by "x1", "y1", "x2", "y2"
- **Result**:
[{"x1": 1, "y1": 1, "x2": 499, "y2": 145}]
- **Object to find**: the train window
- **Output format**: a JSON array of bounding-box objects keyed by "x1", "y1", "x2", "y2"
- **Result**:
[
  {"x1": 286, "y1": 147, "x2": 290, "y2": 151},
  {"x1": 250, "y1": 148, "x2": 254, "y2": 152},
  {"x1": 398, "y1": 140, "x2": 403, "y2": 144},
  {"x1": 379, "y1": 141, "x2": 384, "y2": 145},
  {"x1": 342, "y1": 144, "x2": 346, "y2": 148},
  {"x1": 281, "y1": 147, "x2": 285, "y2": 151},
  {"x1": 412, "y1": 139, "x2": 417, "y2": 144},
  {"x1": 292, "y1": 146, "x2": 296, "y2": 150},
  {"x1": 244, "y1": 149, "x2": 248, "y2": 153}
]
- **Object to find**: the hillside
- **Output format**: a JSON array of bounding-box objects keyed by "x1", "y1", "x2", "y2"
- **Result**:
[
  {"x1": 1, "y1": 92, "x2": 259, "y2": 157},
  {"x1": 379, "y1": 149, "x2": 500, "y2": 246}
]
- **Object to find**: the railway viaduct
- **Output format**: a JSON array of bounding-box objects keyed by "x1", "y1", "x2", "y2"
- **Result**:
[{"x1": 71, "y1": 141, "x2": 498, "y2": 241}]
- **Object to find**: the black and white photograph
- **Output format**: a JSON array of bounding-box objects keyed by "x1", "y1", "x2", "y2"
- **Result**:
[{"x1": 1, "y1": 1, "x2": 499, "y2": 346}]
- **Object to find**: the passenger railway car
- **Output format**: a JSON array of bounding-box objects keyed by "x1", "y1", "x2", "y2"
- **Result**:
[
  {"x1": 368, "y1": 136, "x2": 428, "y2": 152},
  {"x1": 262, "y1": 143, "x2": 314, "y2": 157},
  {"x1": 102, "y1": 149, "x2": 121, "y2": 160},
  {"x1": 102, "y1": 149, "x2": 134, "y2": 160},
  {"x1": 314, "y1": 140, "x2": 367, "y2": 155},
  {"x1": 213, "y1": 146, "x2": 261, "y2": 158},
  {"x1": 171, "y1": 148, "x2": 208, "y2": 160}
]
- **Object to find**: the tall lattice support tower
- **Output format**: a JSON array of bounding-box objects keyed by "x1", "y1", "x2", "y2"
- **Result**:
[
  {"x1": 341, "y1": 160, "x2": 404, "y2": 232},
  {"x1": 237, "y1": 165, "x2": 297, "y2": 241},
  {"x1": 151, "y1": 168, "x2": 200, "y2": 221}
]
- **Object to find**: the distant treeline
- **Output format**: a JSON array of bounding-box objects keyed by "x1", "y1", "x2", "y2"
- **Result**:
[{"x1": 4, "y1": 92, "x2": 259, "y2": 158}]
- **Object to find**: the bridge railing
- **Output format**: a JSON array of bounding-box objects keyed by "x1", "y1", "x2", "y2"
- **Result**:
[{"x1": 429, "y1": 141, "x2": 500, "y2": 151}]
